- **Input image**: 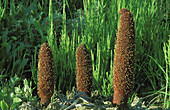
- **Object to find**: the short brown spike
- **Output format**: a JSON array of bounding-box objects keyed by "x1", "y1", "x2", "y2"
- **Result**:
[
  {"x1": 38, "y1": 43, "x2": 55, "y2": 107},
  {"x1": 76, "y1": 43, "x2": 93, "y2": 97}
]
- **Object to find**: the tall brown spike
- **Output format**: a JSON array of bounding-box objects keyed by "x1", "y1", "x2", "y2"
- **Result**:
[
  {"x1": 38, "y1": 43, "x2": 54, "y2": 107},
  {"x1": 113, "y1": 8, "x2": 135, "y2": 109},
  {"x1": 76, "y1": 43, "x2": 93, "y2": 97}
]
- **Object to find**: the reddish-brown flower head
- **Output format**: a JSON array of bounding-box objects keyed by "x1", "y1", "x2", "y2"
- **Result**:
[
  {"x1": 38, "y1": 43, "x2": 54, "y2": 107},
  {"x1": 76, "y1": 43, "x2": 93, "y2": 97},
  {"x1": 113, "y1": 8, "x2": 135, "y2": 109}
]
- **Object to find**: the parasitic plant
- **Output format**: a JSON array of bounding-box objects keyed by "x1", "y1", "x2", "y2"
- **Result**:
[
  {"x1": 38, "y1": 43, "x2": 55, "y2": 107},
  {"x1": 112, "y1": 8, "x2": 135, "y2": 109},
  {"x1": 76, "y1": 43, "x2": 93, "y2": 97}
]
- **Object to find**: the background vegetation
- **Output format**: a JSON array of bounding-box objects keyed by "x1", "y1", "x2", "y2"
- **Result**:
[{"x1": 0, "y1": 0, "x2": 169, "y2": 109}]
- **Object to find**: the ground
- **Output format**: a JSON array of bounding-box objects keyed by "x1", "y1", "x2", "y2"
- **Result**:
[{"x1": 18, "y1": 87, "x2": 167, "y2": 110}]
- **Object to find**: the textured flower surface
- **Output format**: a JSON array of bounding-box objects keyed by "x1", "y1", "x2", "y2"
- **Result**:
[
  {"x1": 76, "y1": 43, "x2": 93, "y2": 97},
  {"x1": 38, "y1": 43, "x2": 54, "y2": 107},
  {"x1": 113, "y1": 8, "x2": 135, "y2": 109}
]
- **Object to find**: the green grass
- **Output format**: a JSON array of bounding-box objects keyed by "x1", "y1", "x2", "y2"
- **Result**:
[{"x1": 0, "y1": 0, "x2": 169, "y2": 109}]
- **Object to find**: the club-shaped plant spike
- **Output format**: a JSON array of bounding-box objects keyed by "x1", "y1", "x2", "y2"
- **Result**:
[
  {"x1": 38, "y1": 43, "x2": 54, "y2": 107},
  {"x1": 113, "y1": 8, "x2": 135, "y2": 109},
  {"x1": 76, "y1": 43, "x2": 93, "y2": 97}
]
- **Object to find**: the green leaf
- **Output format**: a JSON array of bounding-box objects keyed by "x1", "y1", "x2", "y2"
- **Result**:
[
  {"x1": 10, "y1": 102, "x2": 20, "y2": 110},
  {"x1": 13, "y1": 97, "x2": 22, "y2": 103},
  {"x1": 6, "y1": 44, "x2": 11, "y2": 54},
  {"x1": 14, "y1": 86, "x2": 22, "y2": 94},
  {"x1": 23, "y1": 78, "x2": 28, "y2": 85},
  {"x1": 17, "y1": 58, "x2": 28, "y2": 74},
  {"x1": 0, "y1": 92, "x2": 4, "y2": 101},
  {"x1": 0, "y1": 75, "x2": 8, "y2": 79},
  {"x1": 10, "y1": 92, "x2": 15, "y2": 98},
  {"x1": 0, "y1": 100, "x2": 9, "y2": 110},
  {"x1": 2, "y1": 29, "x2": 8, "y2": 47},
  {"x1": 11, "y1": 36, "x2": 17, "y2": 40},
  {"x1": 33, "y1": 19, "x2": 43, "y2": 37},
  {"x1": 23, "y1": 79, "x2": 29, "y2": 93},
  {"x1": 25, "y1": 4, "x2": 36, "y2": 15}
]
